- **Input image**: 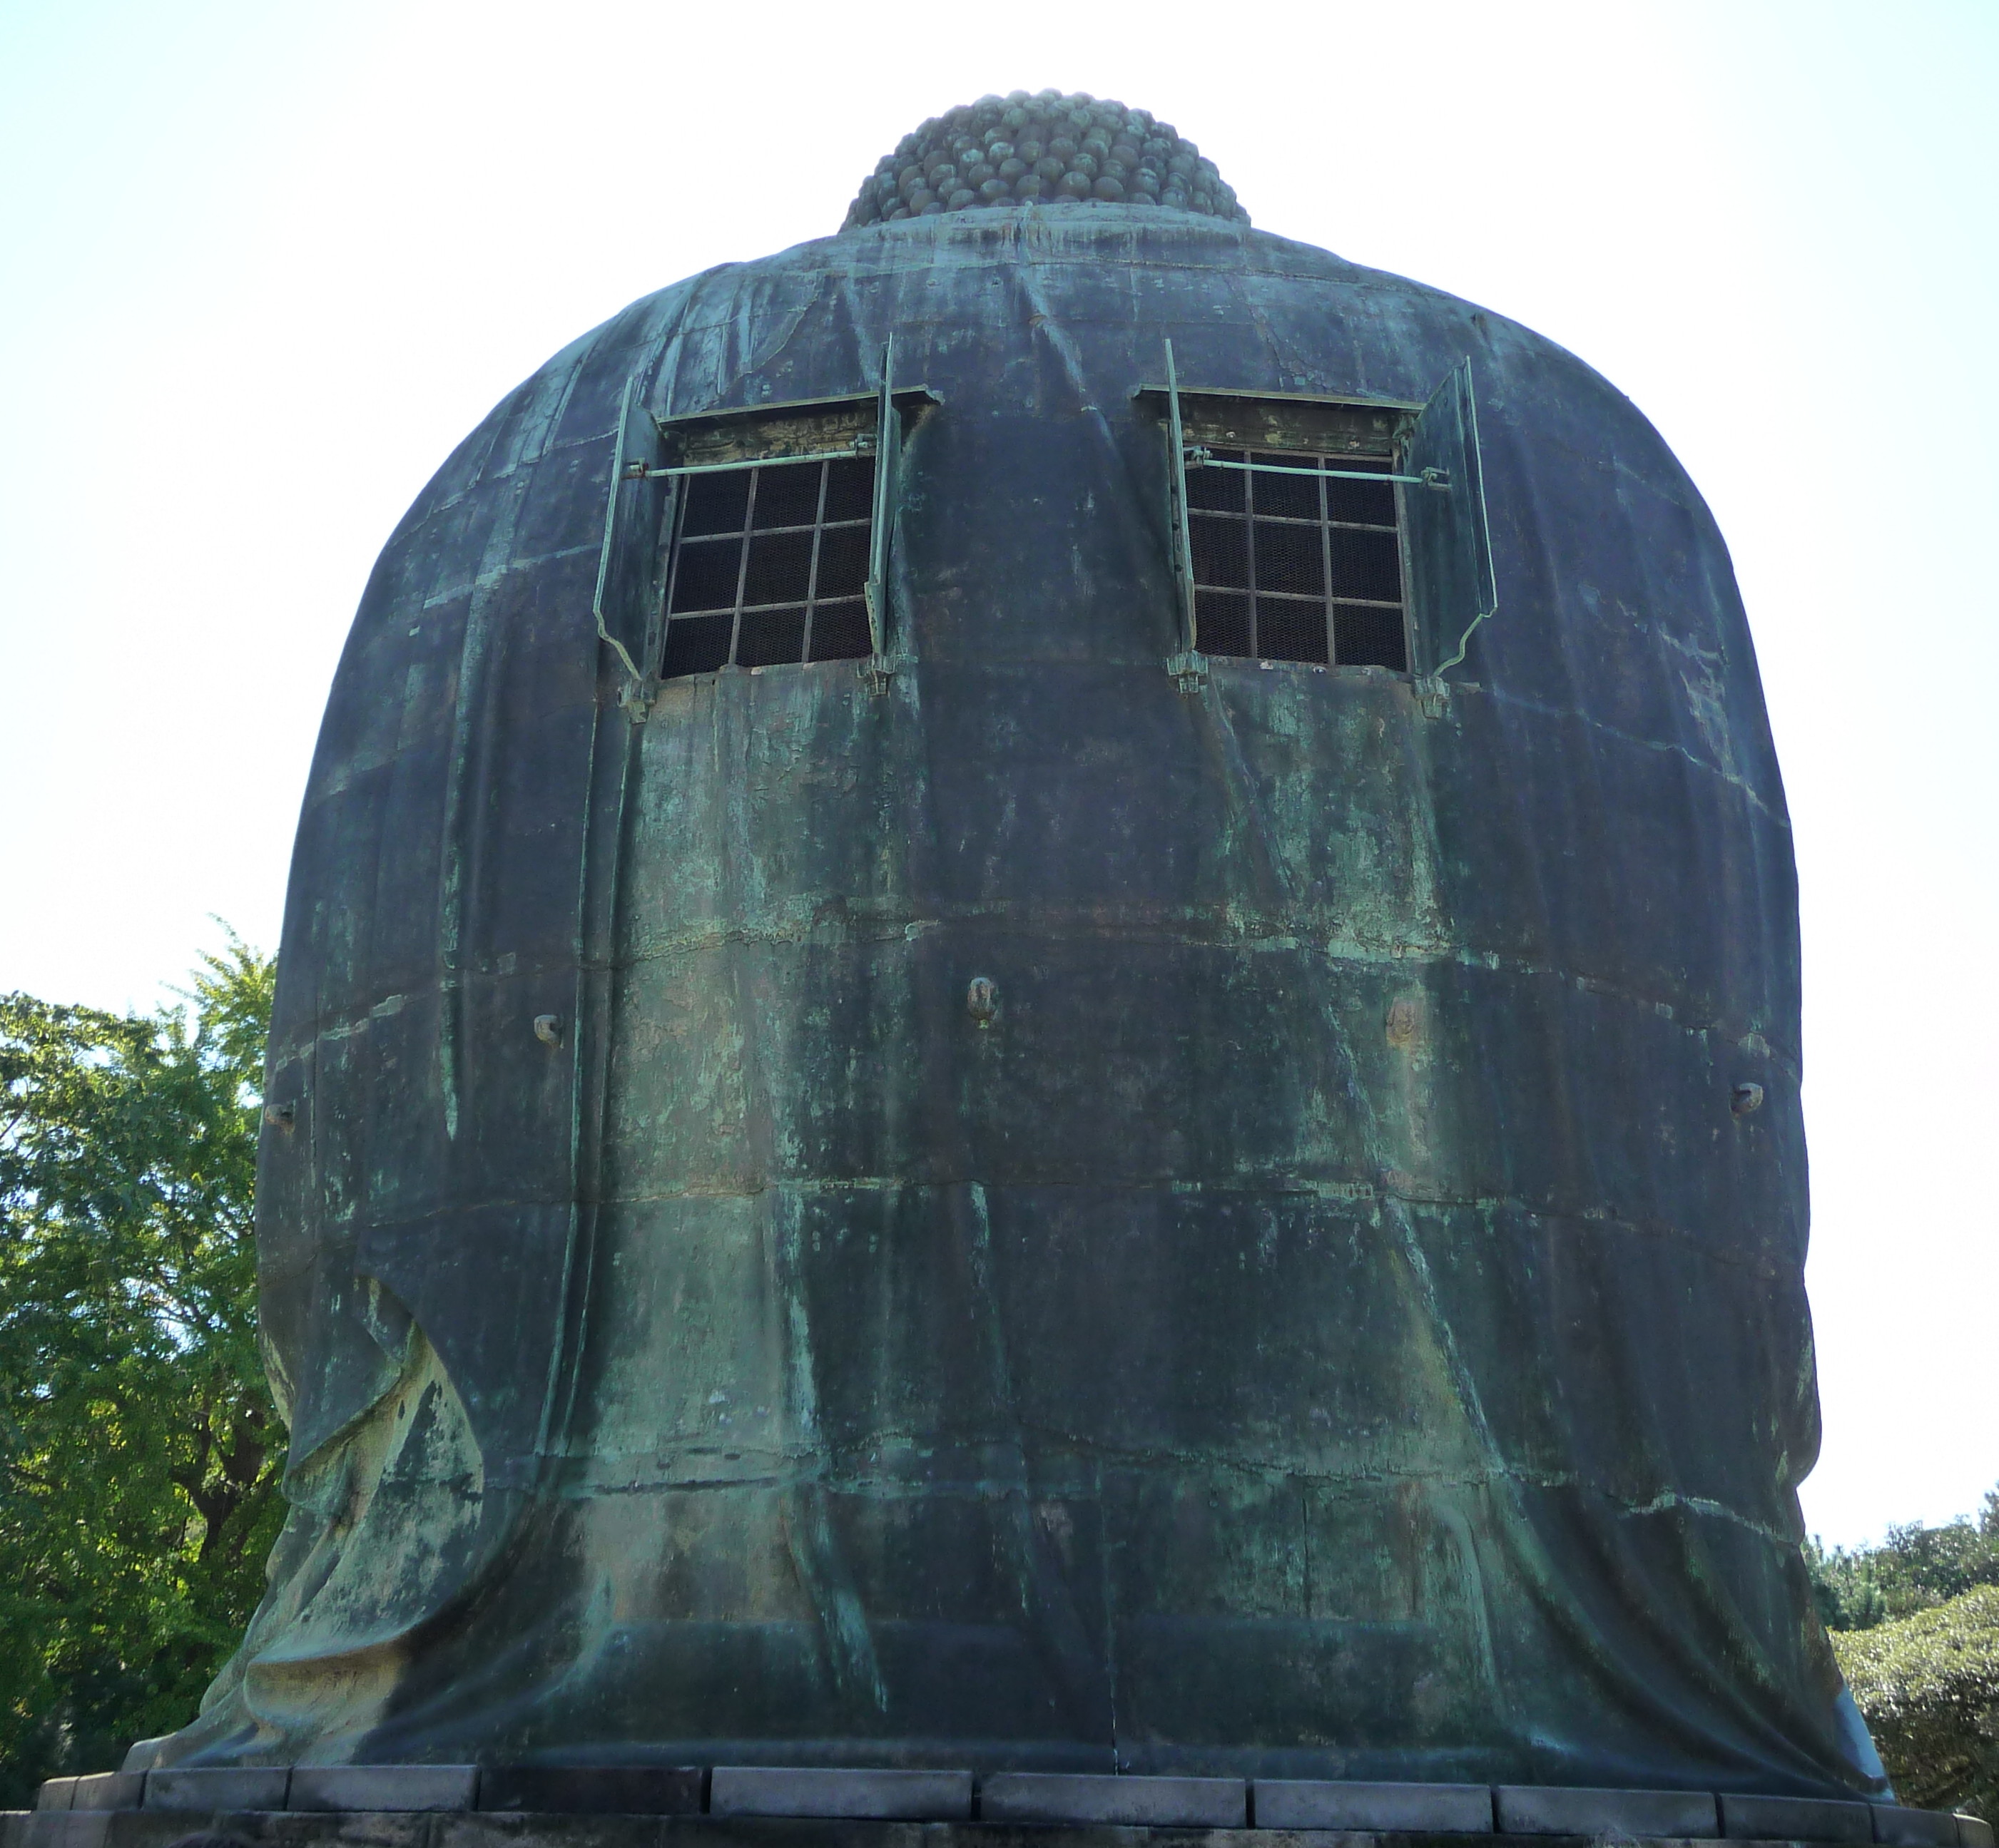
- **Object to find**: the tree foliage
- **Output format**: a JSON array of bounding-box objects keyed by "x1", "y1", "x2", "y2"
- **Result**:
[
  {"x1": 1834, "y1": 1584, "x2": 1999, "y2": 1824},
  {"x1": 0, "y1": 941, "x2": 283, "y2": 1807},
  {"x1": 1809, "y1": 1493, "x2": 1999, "y2": 1633}
]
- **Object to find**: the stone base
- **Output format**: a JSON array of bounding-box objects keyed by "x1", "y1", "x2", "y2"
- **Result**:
[
  {"x1": 7, "y1": 1797, "x2": 1990, "y2": 1848},
  {"x1": 6, "y1": 1821, "x2": 1993, "y2": 1848},
  {"x1": 9, "y1": 1772, "x2": 1990, "y2": 1848}
]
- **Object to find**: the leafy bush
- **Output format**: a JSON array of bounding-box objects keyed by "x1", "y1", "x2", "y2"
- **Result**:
[
  {"x1": 0, "y1": 941, "x2": 282, "y2": 1807},
  {"x1": 1834, "y1": 1584, "x2": 1999, "y2": 1824}
]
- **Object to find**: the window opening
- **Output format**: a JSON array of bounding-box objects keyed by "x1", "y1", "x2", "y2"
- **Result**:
[
  {"x1": 594, "y1": 363, "x2": 936, "y2": 696},
  {"x1": 1142, "y1": 350, "x2": 1495, "y2": 691},
  {"x1": 660, "y1": 451, "x2": 877, "y2": 678},
  {"x1": 1186, "y1": 446, "x2": 1408, "y2": 670}
]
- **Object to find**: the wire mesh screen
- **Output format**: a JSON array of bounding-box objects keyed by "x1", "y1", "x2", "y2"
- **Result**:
[
  {"x1": 661, "y1": 455, "x2": 877, "y2": 678},
  {"x1": 1189, "y1": 447, "x2": 1408, "y2": 671}
]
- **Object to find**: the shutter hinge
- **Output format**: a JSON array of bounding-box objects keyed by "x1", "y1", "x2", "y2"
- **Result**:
[
  {"x1": 1166, "y1": 649, "x2": 1208, "y2": 693},
  {"x1": 859, "y1": 653, "x2": 899, "y2": 695}
]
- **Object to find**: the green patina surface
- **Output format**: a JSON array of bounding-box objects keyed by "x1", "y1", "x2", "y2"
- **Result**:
[{"x1": 129, "y1": 206, "x2": 1870, "y2": 1797}]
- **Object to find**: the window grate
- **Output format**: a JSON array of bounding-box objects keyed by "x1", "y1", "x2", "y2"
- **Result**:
[
  {"x1": 1188, "y1": 446, "x2": 1409, "y2": 671},
  {"x1": 660, "y1": 455, "x2": 878, "y2": 678}
]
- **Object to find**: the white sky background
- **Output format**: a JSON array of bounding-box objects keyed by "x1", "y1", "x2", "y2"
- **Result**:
[{"x1": 0, "y1": 0, "x2": 1992, "y2": 1550}]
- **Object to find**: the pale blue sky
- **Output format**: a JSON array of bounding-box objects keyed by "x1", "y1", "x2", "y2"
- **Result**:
[{"x1": 1, "y1": 0, "x2": 1993, "y2": 1549}]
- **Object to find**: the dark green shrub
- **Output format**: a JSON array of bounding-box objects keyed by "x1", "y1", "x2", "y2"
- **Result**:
[{"x1": 1835, "y1": 1583, "x2": 1999, "y2": 1822}]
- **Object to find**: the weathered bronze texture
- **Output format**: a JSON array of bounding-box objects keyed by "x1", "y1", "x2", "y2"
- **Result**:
[{"x1": 131, "y1": 194, "x2": 1881, "y2": 1800}]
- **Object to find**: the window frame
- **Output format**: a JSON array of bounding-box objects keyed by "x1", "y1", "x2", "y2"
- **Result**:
[
  {"x1": 1137, "y1": 355, "x2": 1496, "y2": 690},
  {"x1": 657, "y1": 441, "x2": 881, "y2": 678},
  {"x1": 591, "y1": 364, "x2": 937, "y2": 702}
]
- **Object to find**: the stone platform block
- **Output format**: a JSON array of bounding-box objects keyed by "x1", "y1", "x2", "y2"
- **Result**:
[
  {"x1": 1255, "y1": 1780, "x2": 1493, "y2": 1832},
  {"x1": 31, "y1": 1785, "x2": 74, "y2": 1814},
  {"x1": 144, "y1": 1769, "x2": 291, "y2": 1814},
  {"x1": 67, "y1": 1782, "x2": 143, "y2": 1815},
  {"x1": 9, "y1": 1817, "x2": 113, "y2": 1848},
  {"x1": 477, "y1": 1770, "x2": 704, "y2": 1815},
  {"x1": 1721, "y1": 1795, "x2": 1873, "y2": 1842},
  {"x1": 1873, "y1": 1810, "x2": 1960, "y2": 1847},
  {"x1": 4, "y1": 1777, "x2": 1973, "y2": 1848},
  {"x1": 981, "y1": 1772, "x2": 1246, "y2": 1827},
  {"x1": 288, "y1": 1766, "x2": 479, "y2": 1812},
  {"x1": 1497, "y1": 1785, "x2": 1719, "y2": 1837},
  {"x1": 709, "y1": 1768, "x2": 970, "y2": 1821}
]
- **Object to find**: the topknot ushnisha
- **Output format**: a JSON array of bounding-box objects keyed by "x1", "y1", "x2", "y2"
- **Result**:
[{"x1": 842, "y1": 87, "x2": 1246, "y2": 227}]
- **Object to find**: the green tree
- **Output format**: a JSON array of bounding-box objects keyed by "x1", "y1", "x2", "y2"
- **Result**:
[
  {"x1": 1809, "y1": 1496, "x2": 1999, "y2": 1633},
  {"x1": 0, "y1": 939, "x2": 283, "y2": 1807},
  {"x1": 1807, "y1": 1534, "x2": 1888, "y2": 1633}
]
